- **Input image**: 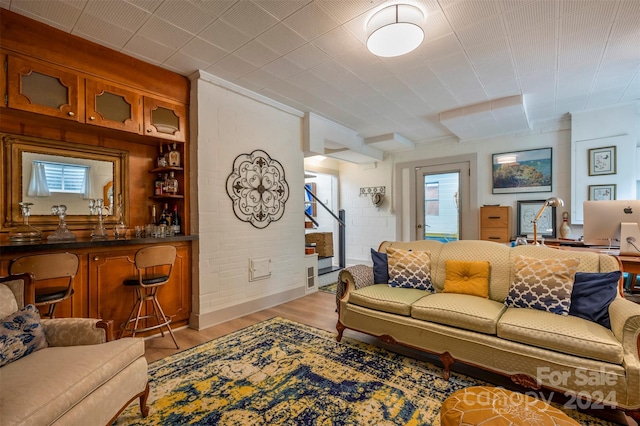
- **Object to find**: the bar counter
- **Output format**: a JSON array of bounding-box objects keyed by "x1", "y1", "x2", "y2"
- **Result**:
[
  {"x1": 0, "y1": 234, "x2": 198, "y2": 255},
  {"x1": 0, "y1": 234, "x2": 196, "y2": 334}
]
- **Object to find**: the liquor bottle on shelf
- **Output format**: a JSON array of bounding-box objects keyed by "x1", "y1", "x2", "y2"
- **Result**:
[
  {"x1": 166, "y1": 171, "x2": 179, "y2": 194},
  {"x1": 168, "y1": 143, "x2": 181, "y2": 167},
  {"x1": 156, "y1": 144, "x2": 167, "y2": 168},
  {"x1": 154, "y1": 173, "x2": 164, "y2": 196},
  {"x1": 171, "y1": 205, "x2": 181, "y2": 235},
  {"x1": 158, "y1": 203, "x2": 169, "y2": 226},
  {"x1": 150, "y1": 204, "x2": 157, "y2": 226},
  {"x1": 162, "y1": 173, "x2": 169, "y2": 193}
]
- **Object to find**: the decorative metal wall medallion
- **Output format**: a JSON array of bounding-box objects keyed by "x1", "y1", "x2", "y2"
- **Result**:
[{"x1": 226, "y1": 150, "x2": 289, "y2": 229}]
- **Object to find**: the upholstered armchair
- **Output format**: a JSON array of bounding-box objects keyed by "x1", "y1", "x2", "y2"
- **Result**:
[{"x1": 0, "y1": 273, "x2": 149, "y2": 426}]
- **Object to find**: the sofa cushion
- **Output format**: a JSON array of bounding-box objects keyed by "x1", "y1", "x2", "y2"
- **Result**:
[
  {"x1": 0, "y1": 304, "x2": 47, "y2": 367},
  {"x1": 0, "y1": 283, "x2": 19, "y2": 318},
  {"x1": 497, "y1": 308, "x2": 623, "y2": 364},
  {"x1": 371, "y1": 248, "x2": 389, "y2": 284},
  {"x1": 443, "y1": 260, "x2": 490, "y2": 298},
  {"x1": 569, "y1": 271, "x2": 620, "y2": 329},
  {"x1": 349, "y1": 284, "x2": 430, "y2": 316},
  {"x1": 411, "y1": 293, "x2": 506, "y2": 334},
  {"x1": 504, "y1": 255, "x2": 580, "y2": 316},
  {"x1": 0, "y1": 337, "x2": 144, "y2": 426},
  {"x1": 387, "y1": 247, "x2": 434, "y2": 291}
]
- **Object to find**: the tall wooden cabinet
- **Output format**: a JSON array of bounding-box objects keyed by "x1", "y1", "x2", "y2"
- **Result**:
[{"x1": 480, "y1": 206, "x2": 512, "y2": 243}]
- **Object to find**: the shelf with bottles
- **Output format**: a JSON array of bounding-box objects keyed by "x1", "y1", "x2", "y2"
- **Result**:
[
  {"x1": 149, "y1": 166, "x2": 184, "y2": 173},
  {"x1": 150, "y1": 194, "x2": 184, "y2": 199}
]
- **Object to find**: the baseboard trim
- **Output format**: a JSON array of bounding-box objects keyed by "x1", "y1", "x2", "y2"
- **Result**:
[{"x1": 189, "y1": 286, "x2": 306, "y2": 330}]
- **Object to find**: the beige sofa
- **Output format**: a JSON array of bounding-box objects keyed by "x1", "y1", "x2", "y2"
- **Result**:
[
  {"x1": 337, "y1": 240, "x2": 640, "y2": 420},
  {"x1": 0, "y1": 274, "x2": 149, "y2": 426}
]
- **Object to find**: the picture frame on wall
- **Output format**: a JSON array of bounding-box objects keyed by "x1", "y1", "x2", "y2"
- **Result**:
[
  {"x1": 589, "y1": 184, "x2": 616, "y2": 201},
  {"x1": 588, "y1": 146, "x2": 616, "y2": 176},
  {"x1": 492, "y1": 148, "x2": 552, "y2": 194},
  {"x1": 517, "y1": 200, "x2": 557, "y2": 239}
]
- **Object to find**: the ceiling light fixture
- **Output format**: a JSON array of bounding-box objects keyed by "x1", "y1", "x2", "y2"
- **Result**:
[{"x1": 366, "y1": 4, "x2": 425, "y2": 58}]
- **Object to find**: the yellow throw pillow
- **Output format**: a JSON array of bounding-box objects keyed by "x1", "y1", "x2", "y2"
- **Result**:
[{"x1": 443, "y1": 260, "x2": 490, "y2": 298}]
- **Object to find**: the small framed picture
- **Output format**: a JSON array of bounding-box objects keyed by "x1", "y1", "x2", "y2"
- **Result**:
[
  {"x1": 517, "y1": 200, "x2": 557, "y2": 238},
  {"x1": 588, "y1": 146, "x2": 616, "y2": 176},
  {"x1": 589, "y1": 184, "x2": 616, "y2": 201}
]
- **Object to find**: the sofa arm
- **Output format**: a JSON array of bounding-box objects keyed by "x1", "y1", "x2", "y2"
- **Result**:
[
  {"x1": 42, "y1": 318, "x2": 114, "y2": 347},
  {"x1": 336, "y1": 265, "x2": 374, "y2": 308},
  {"x1": 609, "y1": 298, "x2": 640, "y2": 359}
]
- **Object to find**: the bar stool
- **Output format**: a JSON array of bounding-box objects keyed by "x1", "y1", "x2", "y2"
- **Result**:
[
  {"x1": 121, "y1": 245, "x2": 179, "y2": 349},
  {"x1": 8, "y1": 252, "x2": 79, "y2": 318}
]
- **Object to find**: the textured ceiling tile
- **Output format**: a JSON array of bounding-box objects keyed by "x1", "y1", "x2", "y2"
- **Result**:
[
  {"x1": 199, "y1": 20, "x2": 250, "y2": 52},
  {"x1": 286, "y1": 70, "x2": 325, "y2": 89},
  {"x1": 444, "y1": 0, "x2": 500, "y2": 30},
  {"x1": 181, "y1": 38, "x2": 227, "y2": 64},
  {"x1": 285, "y1": 44, "x2": 331, "y2": 70},
  {"x1": 206, "y1": 54, "x2": 257, "y2": 81},
  {"x1": 187, "y1": 0, "x2": 235, "y2": 17},
  {"x1": 312, "y1": 26, "x2": 363, "y2": 58},
  {"x1": 240, "y1": 68, "x2": 284, "y2": 91},
  {"x1": 125, "y1": 0, "x2": 163, "y2": 14},
  {"x1": 422, "y1": 11, "x2": 454, "y2": 42},
  {"x1": 308, "y1": 59, "x2": 352, "y2": 82},
  {"x1": 560, "y1": 2, "x2": 616, "y2": 36},
  {"x1": 73, "y1": 13, "x2": 134, "y2": 50},
  {"x1": 252, "y1": 0, "x2": 310, "y2": 20},
  {"x1": 499, "y1": 0, "x2": 536, "y2": 12},
  {"x1": 616, "y1": 0, "x2": 640, "y2": 19},
  {"x1": 317, "y1": 0, "x2": 385, "y2": 23},
  {"x1": 380, "y1": 53, "x2": 427, "y2": 74},
  {"x1": 122, "y1": 34, "x2": 174, "y2": 64},
  {"x1": 346, "y1": 60, "x2": 394, "y2": 83},
  {"x1": 162, "y1": 51, "x2": 210, "y2": 75},
  {"x1": 284, "y1": 2, "x2": 340, "y2": 41},
  {"x1": 257, "y1": 23, "x2": 306, "y2": 56},
  {"x1": 559, "y1": 0, "x2": 608, "y2": 16},
  {"x1": 262, "y1": 56, "x2": 305, "y2": 79},
  {"x1": 138, "y1": 16, "x2": 193, "y2": 49},
  {"x1": 11, "y1": 0, "x2": 82, "y2": 31},
  {"x1": 154, "y1": 1, "x2": 215, "y2": 34},
  {"x1": 333, "y1": 46, "x2": 380, "y2": 73},
  {"x1": 234, "y1": 40, "x2": 279, "y2": 68},
  {"x1": 456, "y1": 16, "x2": 505, "y2": 48},
  {"x1": 609, "y1": 16, "x2": 640, "y2": 41},
  {"x1": 417, "y1": 33, "x2": 463, "y2": 62},
  {"x1": 220, "y1": 1, "x2": 278, "y2": 38},
  {"x1": 85, "y1": 0, "x2": 150, "y2": 32},
  {"x1": 503, "y1": 0, "x2": 556, "y2": 34},
  {"x1": 465, "y1": 38, "x2": 510, "y2": 64}
]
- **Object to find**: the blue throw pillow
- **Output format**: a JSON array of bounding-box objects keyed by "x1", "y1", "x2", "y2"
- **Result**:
[
  {"x1": 0, "y1": 304, "x2": 48, "y2": 367},
  {"x1": 371, "y1": 248, "x2": 389, "y2": 284},
  {"x1": 569, "y1": 271, "x2": 621, "y2": 329}
]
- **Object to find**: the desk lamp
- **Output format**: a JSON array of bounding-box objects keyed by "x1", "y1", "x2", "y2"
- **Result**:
[{"x1": 533, "y1": 197, "x2": 564, "y2": 245}]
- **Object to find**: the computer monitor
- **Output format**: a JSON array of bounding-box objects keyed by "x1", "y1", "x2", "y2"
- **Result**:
[{"x1": 583, "y1": 200, "x2": 640, "y2": 253}]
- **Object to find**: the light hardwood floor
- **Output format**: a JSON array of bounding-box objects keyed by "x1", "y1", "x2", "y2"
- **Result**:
[{"x1": 143, "y1": 290, "x2": 636, "y2": 426}]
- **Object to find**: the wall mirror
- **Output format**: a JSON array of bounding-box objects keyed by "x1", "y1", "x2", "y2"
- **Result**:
[{"x1": 2, "y1": 133, "x2": 129, "y2": 231}]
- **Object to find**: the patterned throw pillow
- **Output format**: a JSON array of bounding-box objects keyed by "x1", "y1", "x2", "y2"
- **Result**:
[
  {"x1": 387, "y1": 247, "x2": 434, "y2": 291},
  {"x1": 0, "y1": 283, "x2": 19, "y2": 319},
  {"x1": 443, "y1": 260, "x2": 490, "y2": 298},
  {"x1": 504, "y1": 255, "x2": 580, "y2": 315},
  {"x1": 0, "y1": 304, "x2": 48, "y2": 367}
]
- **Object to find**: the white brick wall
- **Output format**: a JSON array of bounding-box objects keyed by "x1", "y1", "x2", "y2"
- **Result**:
[{"x1": 190, "y1": 72, "x2": 305, "y2": 329}]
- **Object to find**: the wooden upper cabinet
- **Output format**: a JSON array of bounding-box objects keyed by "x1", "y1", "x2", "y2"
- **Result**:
[
  {"x1": 6, "y1": 56, "x2": 80, "y2": 121},
  {"x1": 85, "y1": 79, "x2": 142, "y2": 134},
  {"x1": 143, "y1": 97, "x2": 186, "y2": 142}
]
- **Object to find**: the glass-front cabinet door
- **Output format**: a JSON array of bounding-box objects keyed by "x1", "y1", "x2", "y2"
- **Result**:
[
  {"x1": 85, "y1": 79, "x2": 142, "y2": 134},
  {"x1": 7, "y1": 56, "x2": 80, "y2": 121},
  {"x1": 143, "y1": 96, "x2": 186, "y2": 142}
]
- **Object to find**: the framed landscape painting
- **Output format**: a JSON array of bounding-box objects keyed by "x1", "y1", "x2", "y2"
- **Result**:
[{"x1": 492, "y1": 148, "x2": 552, "y2": 194}]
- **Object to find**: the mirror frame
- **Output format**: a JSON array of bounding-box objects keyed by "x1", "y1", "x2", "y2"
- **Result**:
[{"x1": 2, "y1": 133, "x2": 129, "y2": 231}]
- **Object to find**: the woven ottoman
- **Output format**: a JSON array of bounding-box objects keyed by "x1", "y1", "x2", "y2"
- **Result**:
[{"x1": 440, "y1": 386, "x2": 580, "y2": 425}]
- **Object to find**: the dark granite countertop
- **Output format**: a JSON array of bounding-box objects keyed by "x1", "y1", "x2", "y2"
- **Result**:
[{"x1": 0, "y1": 235, "x2": 198, "y2": 255}]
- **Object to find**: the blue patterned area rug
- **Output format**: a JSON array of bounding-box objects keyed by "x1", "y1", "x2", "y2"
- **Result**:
[
  {"x1": 318, "y1": 282, "x2": 337, "y2": 294},
  {"x1": 114, "y1": 317, "x2": 612, "y2": 425}
]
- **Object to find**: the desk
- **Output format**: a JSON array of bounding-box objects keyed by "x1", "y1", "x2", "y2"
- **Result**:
[{"x1": 554, "y1": 245, "x2": 640, "y2": 293}]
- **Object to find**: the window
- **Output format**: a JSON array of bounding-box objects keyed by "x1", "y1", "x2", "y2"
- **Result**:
[
  {"x1": 36, "y1": 161, "x2": 88, "y2": 194},
  {"x1": 425, "y1": 182, "x2": 439, "y2": 216}
]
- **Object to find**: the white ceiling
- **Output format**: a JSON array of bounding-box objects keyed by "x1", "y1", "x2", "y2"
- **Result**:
[{"x1": 2, "y1": 0, "x2": 639, "y2": 148}]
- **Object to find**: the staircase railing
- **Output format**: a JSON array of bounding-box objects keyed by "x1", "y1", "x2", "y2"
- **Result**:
[{"x1": 305, "y1": 186, "x2": 346, "y2": 269}]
